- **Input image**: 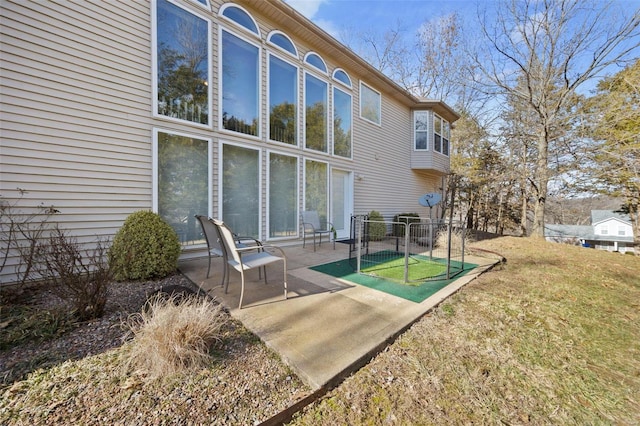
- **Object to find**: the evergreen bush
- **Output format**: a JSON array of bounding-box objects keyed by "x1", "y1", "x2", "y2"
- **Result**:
[
  {"x1": 368, "y1": 210, "x2": 387, "y2": 241},
  {"x1": 108, "y1": 210, "x2": 181, "y2": 281},
  {"x1": 393, "y1": 212, "x2": 421, "y2": 237}
]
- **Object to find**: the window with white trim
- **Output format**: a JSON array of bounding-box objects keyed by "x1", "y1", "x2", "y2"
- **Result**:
[
  {"x1": 268, "y1": 152, "x2": 298, "y2": 239},
  {"x1": 434, "y1": 114, "x2": 450, "y2": 156},
  {"x1": 220, "y1": 28, "x2": 260, "y2": 137},
  {"x1": 333, "y1": 69, "x2": 352, "y2": 88},
  {"x1": 304, "y1": 52, "x2": 327, "y2": 73},
  {"x1": 414, "y1": 111, "x2": 429, "y2": 150},
  {"x1": 333, "y1": 86, "x2": 352, "y2": 158},
  {"x1": 221, "y1": 143, "x2": 260, "y2": 238},
  {"x1": 154, "y1": 129, "x2": 210, "y2": 245},
  {"x1": 219, "y1": 3, "x2": 260, "y2": 35},
  {"x1": 154, "y1": 0, "x2": 210, "y2": 126},
  {"x1": 360, "y1": 82, "x2": 381, "y2": 125},
  {"x1": 267, "y1": 31, "x2": 297, "y2": 57},
  {"x1": 268, "y1": 53, "x2": 297, "y2": 145},
  {"x1": 304, "y1": 72, "x2": 328, "y2": 152}
]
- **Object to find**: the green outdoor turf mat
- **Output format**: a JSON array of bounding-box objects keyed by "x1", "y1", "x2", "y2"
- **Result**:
[{"x1": 309, "y1": 253, "x2": 478, "y2": 303}]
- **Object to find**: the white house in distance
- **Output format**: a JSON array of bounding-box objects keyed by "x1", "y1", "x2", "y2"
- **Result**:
[
  {"x1": 545, "y1": 210, "x2": 635, "y2": 254},
  {"x1": 0, "y1": 0, "x2": 459, "y2": 285}
]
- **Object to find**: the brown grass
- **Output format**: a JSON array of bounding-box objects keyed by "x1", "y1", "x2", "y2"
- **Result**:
[
  {"x1": 290, "y1": 237, "x2": 640, "y2": 425},
  {"x1": 122, "y1": 294, "x2": 226, "y2": 382}
]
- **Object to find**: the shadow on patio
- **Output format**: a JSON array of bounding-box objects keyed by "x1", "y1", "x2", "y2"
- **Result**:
[{"x1": 179, "y1": 242, "x2": 498, "y2": 390}]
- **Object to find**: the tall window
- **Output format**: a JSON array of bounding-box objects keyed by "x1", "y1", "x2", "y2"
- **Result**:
[
  {"x1": 156, "y1": 130, "x2": 210, "y2": 245},
  {"x1": 434, "y1": 114, "x2": 450, "y2": 156},
  {"x1": 360, "y1": 82, "x2": 381, "y2": 125},
  {"x1": 155, "y1": 0, "x2": 210, "y2": 125},
  {"x1": 414, "y1": 111, "x2": 428, "y2": 150},
  {"x1": 269, "y1": 153, "x2": 298, "y2": 238},
  {"x1": 269, "y1": 54, "x2": 297, "y2": 145},
  {"x1": 333, "y1": 87, "x2": 352, "y2": 158},
  {"x1": 221, "y1": 29, "x2": 260, "y2": 136},
  {"x1": 304, "y1": 159, "x2": 328, "y2": 220},
  {"x1": 222, "y1": 144, "x2": 260, "y2": 238},
  {"x1": 304, "y1": 73, "x2": 328, "y2": 152}
]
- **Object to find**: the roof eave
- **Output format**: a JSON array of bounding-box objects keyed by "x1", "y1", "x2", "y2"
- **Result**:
[{"x1": 240, "y1": 0, "x2": 460, "y2": 123}]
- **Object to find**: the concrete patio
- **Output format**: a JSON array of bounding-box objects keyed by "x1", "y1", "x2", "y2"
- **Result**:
[{"x1": 178, "y1": 241, "x2": 498, "y2": 391}]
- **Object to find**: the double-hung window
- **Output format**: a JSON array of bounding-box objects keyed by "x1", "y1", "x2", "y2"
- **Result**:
[
  {"x1": 414, "y1": 111, "x2": 429, "y2": 150},
  {"x1": 434, "y1": 114, "x2": 450, "y2": 156}
]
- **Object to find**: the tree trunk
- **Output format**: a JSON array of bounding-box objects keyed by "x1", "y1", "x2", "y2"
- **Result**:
[{"x1": 531, "y1": 129, "x2": 550, "y2": 237}]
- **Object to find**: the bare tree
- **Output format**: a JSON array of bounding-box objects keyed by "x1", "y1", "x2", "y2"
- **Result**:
[{"x1": 472, "y1": 0, "x2": 640, "y2": 237}]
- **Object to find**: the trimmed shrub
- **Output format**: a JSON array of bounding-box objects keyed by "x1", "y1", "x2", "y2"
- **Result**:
[
  {"x1": 123, "y1": 294, "x2": 226, "y2": 381},
  {"x1": 368, "y1": 210, "x2": 387, "y2": 241},
  {"x1": 108, "y1": 210, "x2": 181, "y2": 281}
]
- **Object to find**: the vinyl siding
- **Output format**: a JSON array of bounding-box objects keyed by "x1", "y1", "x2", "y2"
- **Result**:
[{"x1": 0, "y1": 0, "x2": 152, "y2": 283}]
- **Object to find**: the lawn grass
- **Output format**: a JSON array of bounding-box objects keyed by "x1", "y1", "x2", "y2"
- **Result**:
[
  {"x1": 290, "y1": 237, "x2": 640, "y2": 425},
  {"x1": 361, "y1": 253, "x2": 448, "y2": 283}
]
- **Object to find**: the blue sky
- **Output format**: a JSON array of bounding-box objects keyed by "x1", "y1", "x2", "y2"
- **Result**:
[
  {"x1": 286, "y1": 0, "x2": 480, "y2": 40},
  {"x1": 285, "y1": 0, "x2": 640, "y2": 98},
  {"x1": 285, "y1": 0, "x2": 640, "y2": 48}
]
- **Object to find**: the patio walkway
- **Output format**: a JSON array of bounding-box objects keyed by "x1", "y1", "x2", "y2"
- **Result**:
[{"x1": 178, "y1": 242, "x2": 499, "y2": 391}]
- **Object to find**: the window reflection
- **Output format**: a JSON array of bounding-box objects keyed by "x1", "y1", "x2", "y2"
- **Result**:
[
  {"x1": 333, "y1": 87, "x2": 352, "y2": 158},
  {"x1": 360, "y1": 82, "x2": 381, "y2": 125},
  {"x1": 220, "y1": 4, "x2": 259, "y2": 35},
  {"x1": 156, "y1": 0, "x2": 209, "y2": 125},
  {"x1": 305, "y1": 73, "x2": 328, "y2": 152},
  {"x1": 222, "y1": 30, "x2": 259, "y2": 136},
  {"x1": 415, "y1": 111, "x2": 428, "y2": 150},
  {"x1": 269, "y1": 55, "x2": 297, "y2": 144}
]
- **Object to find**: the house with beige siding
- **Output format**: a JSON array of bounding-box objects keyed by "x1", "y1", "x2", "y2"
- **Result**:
[{"x1": 0, "y1": 0, "x2": 459, "y2": 284}]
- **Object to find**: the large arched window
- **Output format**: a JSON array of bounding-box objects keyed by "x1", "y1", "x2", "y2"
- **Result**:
[
  {"x1": 304, "y1": 52, "x2": 327, "y2": 74},
  {"x1": 267, "y1": 31, "x2": 298, "y2": 58},
  {"x1": 219, "y1": 3, "x2": 260, "y2": 36},
  {"x1": 333, "y1": 69, "x2": 352, "y2": 88}
]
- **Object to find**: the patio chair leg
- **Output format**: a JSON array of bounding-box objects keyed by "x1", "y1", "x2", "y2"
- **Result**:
[
  {"x1": 283, "y1": 259, "x2": 288, "y2": 300},
  {"x1": 206, "y1": 255, "x2": 211, "y2": 278},
  {"x1": 239, "y1": 271, "x2": 245, "y2": 309}
]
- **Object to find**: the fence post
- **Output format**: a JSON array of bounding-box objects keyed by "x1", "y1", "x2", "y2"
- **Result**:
[
  {"x1": 356, "y1": 215, "x2": 361, "y2": 273},
  {"x1": 404, "y1": 222, "x2": 409, "y2": 283}
]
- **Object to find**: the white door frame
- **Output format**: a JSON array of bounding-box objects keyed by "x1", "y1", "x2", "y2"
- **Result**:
[{"x1": 330, "y1": 168, "x2": 354, "y2": 240}]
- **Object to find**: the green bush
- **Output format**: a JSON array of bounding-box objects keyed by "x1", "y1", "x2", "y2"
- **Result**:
[
  {"x1": 393, "y1": 212, "x2": 421, "y2": 237},
  {"x1": 368, "y1": 210, "x2": 387, "y2": 241},
  {"x1": 108, "y1": 211, "x2": 181, "y2": 281}
]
